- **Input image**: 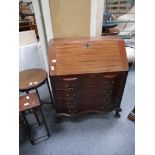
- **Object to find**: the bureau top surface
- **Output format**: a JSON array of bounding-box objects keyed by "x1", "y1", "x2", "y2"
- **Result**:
[{"x1": 48, "y1": 36, "x2": 128, "y2": 76}]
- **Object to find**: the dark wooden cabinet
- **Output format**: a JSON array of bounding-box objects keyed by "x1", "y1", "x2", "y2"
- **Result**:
[{"x1": 48, "y1": 36, "x2": 128, "y2": 118}]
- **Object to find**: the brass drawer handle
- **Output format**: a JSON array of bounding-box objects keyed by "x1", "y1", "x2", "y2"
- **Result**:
[
  {"x1": 65, "y1": 84, "x2": 76, "y2": 88},
  {"x1": 67, "y1": 102, "x2": 71, "y2": 105},
  {"x1": 68, "y1": 103, "x2": 76, "y2": 107},
  {"x1": 56, "y1": 88, "x2": 74, "y2": 92},
  {"x1": 63, "y1": 78, "x2": 77, "y2": 81},
  {"x1": 105, "y1": 81, "x2": 114, "y2": 84},
  {"x1": 71, "y1": 84, "x2": 75, "y2": 87},
  {"x1": 68, "y1": 109, "x2": 77, "y2": 114},
  {"x1": 68, "y1": 108, "x2": 76, "y2": 111},
  {"x1": 67, "y1": 94, "x2": 75, "y2": 97},
  {"x1": 55, "y1": 87, "x2": 74, "y2": 92},
  {"x1": 105, "y1": 81, "x2": 110, "y2": 84},
  {"x1": 103, "y1": 99, "x2": 110, "y2": 103},
  {"x1": 104, "y1": 74, "x2": 119, "y2": 78},
  {"x1": 104, "y1": 90, "x2": 112, "y2": 94},
  {"x1": 68, "y1": 96, "x2": 75, "y2": 100},
  {"x1": 68, "y1": 88, "x2": 74, "y2": 90}
]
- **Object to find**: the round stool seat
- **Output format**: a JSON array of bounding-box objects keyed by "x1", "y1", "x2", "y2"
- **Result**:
[{"x1": 19, "y1": 69, "x2": 47, "y2": 92}]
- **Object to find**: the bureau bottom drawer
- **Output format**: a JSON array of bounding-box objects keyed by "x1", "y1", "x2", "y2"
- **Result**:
[
  {"x1": 55, "y1": 102, "x2": 119, "y2": 116},
  {"x1": 56, "y1": 106, "x2": 78, "y2": 115}
]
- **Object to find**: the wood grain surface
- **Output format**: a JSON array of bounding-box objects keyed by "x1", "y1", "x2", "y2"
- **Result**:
[
  {"x1": 19, "y1": 69, "x2": 47, "y2": 91},
  {"x1": 48, "y1": 36, "x2": 128, "y2": 76},
  {"x1": 19, "y1": 92, "x2": 40, "y2": 112}
]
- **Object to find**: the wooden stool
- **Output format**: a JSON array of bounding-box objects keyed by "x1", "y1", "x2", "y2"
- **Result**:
[
  {"x1": 19, "y1": 69, "x2": 55, "y2": 109},
  {"x1": 19, "y1": 92, "x2": 50, "y2": 144}
]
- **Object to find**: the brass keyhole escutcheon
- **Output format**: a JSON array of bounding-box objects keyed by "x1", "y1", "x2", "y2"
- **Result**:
[{"x1": 84, "y1": 42, "x2": 91, "y2": 48}]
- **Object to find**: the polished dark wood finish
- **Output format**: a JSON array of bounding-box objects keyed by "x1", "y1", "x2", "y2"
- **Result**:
[
  {"x1": 19, "y1": 93, "x2": 40, "y2": 112},
  {"x1": 19, "y1": 69, "x2": 47, "y2": 91},
  {"x1": 48, "y1": 36, "x2": 128, "y2": 118},
  {"x1": 19, "y1": 69, "x2": 55, "y2": 108}
]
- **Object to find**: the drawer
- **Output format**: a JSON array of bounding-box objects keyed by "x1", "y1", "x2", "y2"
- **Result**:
[
  {"x1": 55, "y1": 94, "x2": 116, "y2": 115},
  {"x1": 55, "y1": 100, "x2": 78, "y2": 115},
  {"x1": 82, "y1": 74, "x2": 106, "y2": 87},
  {"x1": 51, "y1": 72, "x2": 123, "y2": 89},
  {"x1": 76, "y1": 94, "x2": 108, "y2": 106},
  {"x1": 54, "y1": 89, "x2": 77, "y2": 99},
  {"x1": 77, "y1": 96, "x2": 112, "y2": 112},
  {"x1": 51, "y1": 76, "x2": 82, "y2": 89},
  {"x1": 54, "y1": 86, "x2": 114, "y2": 100},
  {"x1": 81, "y1": 72, "x2": 122, "y2": 88},
  {"x1": 56, "y1": 106, "x2": 78, "y2": 115},
  {"x1": 79, "y1": 86, "x2": 113, "y2": 97},
  {"x1": 55, "y1": 98, "x2": 78, "y2": 106}
]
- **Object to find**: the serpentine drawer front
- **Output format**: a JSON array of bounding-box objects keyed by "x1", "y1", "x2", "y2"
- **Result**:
[{"x1": 48, "y1": 36, "x2": 128, "y2": 118}]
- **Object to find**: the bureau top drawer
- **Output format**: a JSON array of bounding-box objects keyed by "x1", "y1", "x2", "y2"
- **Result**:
[
  {"x1": 50, "y1": 72, "x2": 124, "y2": 90},
  {"x1": 51, "y1": 76, "x2": 81, "y2": 89}
]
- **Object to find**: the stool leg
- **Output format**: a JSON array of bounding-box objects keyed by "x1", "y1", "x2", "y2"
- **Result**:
[
  {"x1": 39, "y1": 107, "x2": 50, "y2": 137},
  {"x1": 19, "y1": 114, "x2": 29, "y2": 136},
  {"x1": 46, "y1": 79, "x2": 55, "y2": 109},
  {"x1": 36, "y1": 88, "x2": 41, "y2": 101},
  {"x1": 21, "y1": 112, "x2": 30, "y2": 131},
  {"x1": 33, "y1": 108, "x2": 41, "y2": 126},
  {"x1": 20, "y1": 112, "x2": 34, "y2": 145}
]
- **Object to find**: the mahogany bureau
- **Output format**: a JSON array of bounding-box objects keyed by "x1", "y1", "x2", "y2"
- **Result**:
[{"x1": 48, "y1": 36, "x2": 128, "y2": 120}]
